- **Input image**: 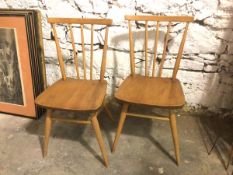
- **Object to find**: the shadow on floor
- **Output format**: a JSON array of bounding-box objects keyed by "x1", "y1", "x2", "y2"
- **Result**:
[{"x1": 24, "y1": 104, "x2": 177, "y2": 165}]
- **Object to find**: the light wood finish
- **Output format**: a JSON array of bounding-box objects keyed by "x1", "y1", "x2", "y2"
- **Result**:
[
  {"x1": 48, "y1": 18, "x2": 112, "y2": 25},
  {"x1": 169, "y1": 112, "x2": 180, "y2": 165},
  {"x1": 80, "y1": 24, "x2": 87, "y2": 79},
  {"x1": 112, "y1": 103, "x2": 129, "y2": 152},
  {"x1": 43, "y1": 109, "x2": 52, "y2": 157},
  {"x1": 49, "y1": 18, "x2": 112, "y2": 80},
  {"x1": 125, "y1": 15, "x2": 193, "y2": 78},
  {"x1": 128, "y1": 21, "x2": 135, "y2": 76},
  {"x1": 125, "y1": 15, "x2": 194, "y2": 22},
  {"x1": 51, "y1": 24, "x2": 66, "y2": 80},
  {"x1": 158, "y1": 22, "x2": 171, "y2": 77},
  {"x1": 113, "y1": 15, "x2": 193, "y2": 165},
  {"x1": 115, "y1": 75, "x2": 185, "y2": 108},
  {"x1": 152, "y1": 21, "x2": 160, "y2": 77},
  {"x1": 100, "y1": 26, "x2": 109, "y2": 81},
  {"x1": 68, "y1": 24, "x2": 80, "y2": 79},
  {"x1": 145, "y1": 21, "x2": 148, "y2": 76},
  {"x1": 35, "y1": 18, "x2": 112, "y2": 167},
  {"x1": 172, "y1": 22, "x2": 190, "y2": 79},
  {"x1": 91, "y1": 112, "x2": 109, "y2": 167},
  {"x1": 90, "y1": 24, "x2": 94, "y2": 80},
  {"x1": 127, "y1": 112, "x2": 169, "y2": 121},
  {"x1": 35, "y1": 79, "x2": 107, "y2": 111},
  {"x1": 51, "y1": 117, "x2": 91, "y2": 124}
]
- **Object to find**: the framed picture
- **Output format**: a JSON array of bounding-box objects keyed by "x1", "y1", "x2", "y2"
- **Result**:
[{"x1": 0, "y1": 9, "x2": 45, "y2": 118}]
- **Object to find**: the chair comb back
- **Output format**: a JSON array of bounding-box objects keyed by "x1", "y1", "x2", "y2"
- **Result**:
[
  {"x1": 47, "y1": 17, "x2": 112, "y2": 81},
  {"x1": 125, "y1": 15, "x2": 194, "y2": 78}
]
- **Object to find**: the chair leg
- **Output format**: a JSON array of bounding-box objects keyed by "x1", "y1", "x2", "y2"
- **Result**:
[
  {"x1": 169, "y1": 111, "x2": 180, "y2": 165},
  {"x1": 226, "y1": 144, "x2": 233, "y2": 169},
  {"x1": 91, "y1": 112, "x2": 109, "y2": 167},
  {"x1": 112, "y1": 103, "x2": 129, "y2": 153},
  {"x1": 43, "y1": 109, "x2": 52, "y2": 157}
]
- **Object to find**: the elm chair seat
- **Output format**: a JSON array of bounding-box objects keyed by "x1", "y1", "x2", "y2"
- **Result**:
[
  {"x1": 115, "y1": 75, "x2": 185, "y2": 108},
  {"x1": 36, "y1": 79, "x2": 107, "y2": 111}
]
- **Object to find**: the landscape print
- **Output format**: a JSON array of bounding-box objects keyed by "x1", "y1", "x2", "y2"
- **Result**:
[{"x1": 0, "y1": 28, "x2": 24, "y2": 105}]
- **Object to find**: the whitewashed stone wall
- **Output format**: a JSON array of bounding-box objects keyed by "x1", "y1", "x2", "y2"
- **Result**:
[{"x1": 1, "y1": 0, "x2": 233, "y2": 114}]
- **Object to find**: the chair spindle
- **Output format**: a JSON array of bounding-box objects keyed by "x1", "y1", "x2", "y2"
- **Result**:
[
  {"x1": 90, "y1": 24, "x2": 94, "y2": 80},
  {"x1": 51, "y1": 24, "x2": 66, "y2": 80},
  {"x1": 144, "y1": 21, "x2": 149, "y2": 76},
  {"x1": 152, "y1": 21, "x2": 160, "y2": 77},
  {"x1": 68, "y1": 24, "x2": 80, "y2": 79},
  {"x1": 100, "y1": 26, "x2": 109, "y2": 81},
  {"x1": 80, "y1": 24, "x2": 87, "y2": 79},
  {"x1": 128, "y1": 21, "x2": 135, "y2": 76},
  {"x1": 172, "y1": 22, "x2": 190, "y2": 79},
  {"x1": 158, "y1": 22, "x2": 171, "y2": 77}
]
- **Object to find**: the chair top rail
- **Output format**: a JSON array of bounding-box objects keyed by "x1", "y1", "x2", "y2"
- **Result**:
[
  {"x1": 125, "y1": 15, "x2": 194, "y2": 22},
  {"x1": 48, "y1": 17, "x2": 112, "y2": 25}
]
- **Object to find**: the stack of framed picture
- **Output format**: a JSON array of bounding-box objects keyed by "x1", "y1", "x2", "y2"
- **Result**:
[{"x1": 0, "y1": 9, "x2": 45, "y2": 118}]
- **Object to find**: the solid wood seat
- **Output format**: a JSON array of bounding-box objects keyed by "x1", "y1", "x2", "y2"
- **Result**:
[
  {"x1": 36, "y1": 79, "x2": 107, "y2": 111},
  {"x1": 115, "y1": 75, "x2": 185, "y2": 108}
]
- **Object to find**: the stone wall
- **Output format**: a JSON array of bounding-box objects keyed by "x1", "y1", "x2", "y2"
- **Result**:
[{"x1": 1, "y1": 0, "x2": 233, "y2": 114}]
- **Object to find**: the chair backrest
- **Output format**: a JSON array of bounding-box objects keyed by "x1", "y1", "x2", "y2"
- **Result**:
[
  {"x1": 47, "y1": 18, "x2": 112, "y2": 81},
  {"x1": 125, "y1": 15, "x2": 194, "y2": 79}
]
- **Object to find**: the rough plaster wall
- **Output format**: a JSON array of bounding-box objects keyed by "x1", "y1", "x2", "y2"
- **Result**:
[{"x1": 1, "y1": 0, "x2": 233, "y2": 114}]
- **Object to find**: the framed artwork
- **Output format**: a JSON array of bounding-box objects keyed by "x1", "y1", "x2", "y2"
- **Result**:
[{"x1": 0, "y1": 9, "x2": 45, "y2": 118}]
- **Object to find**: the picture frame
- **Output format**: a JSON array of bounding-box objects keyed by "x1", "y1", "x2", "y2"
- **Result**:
[{"x1": 0, "y1": 9, "x2": 45, "y2": 118}]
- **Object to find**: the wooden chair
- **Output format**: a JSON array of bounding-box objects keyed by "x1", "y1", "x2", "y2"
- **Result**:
[
  {"x1": 112, "y1": 15, "x2": 194, "y2": 165},
  {"x1": 35, "y1": 17, "x2": 112, "y2": 167}
]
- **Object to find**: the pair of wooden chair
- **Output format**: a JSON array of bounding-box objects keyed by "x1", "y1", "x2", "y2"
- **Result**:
[{"x1": 35, "y1": 15, "x2": 194, "y2": 167}]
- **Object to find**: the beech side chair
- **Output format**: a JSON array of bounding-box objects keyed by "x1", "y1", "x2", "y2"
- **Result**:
[
  {"x1": 35, "y1": 17, "x2": 112, "y2": 167},
  {"x1": 112, "y1": 15, "x2": 194, "y2": 165}
]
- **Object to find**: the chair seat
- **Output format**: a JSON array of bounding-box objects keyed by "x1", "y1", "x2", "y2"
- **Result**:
[
  {"x1": 35, "y1": 79, "x2": 107, "y2": 111},
  {"x1": 115, "y1": 75, "x2": 185, "y2": 108}
]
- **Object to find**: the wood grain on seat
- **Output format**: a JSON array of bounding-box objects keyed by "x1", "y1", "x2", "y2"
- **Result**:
[
  {"x1": 35, "y1": 79, "x2": 107, "y2": 111},
  {"x1": 115, "y1": 75, "x2": 185, "y2": 108}
]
